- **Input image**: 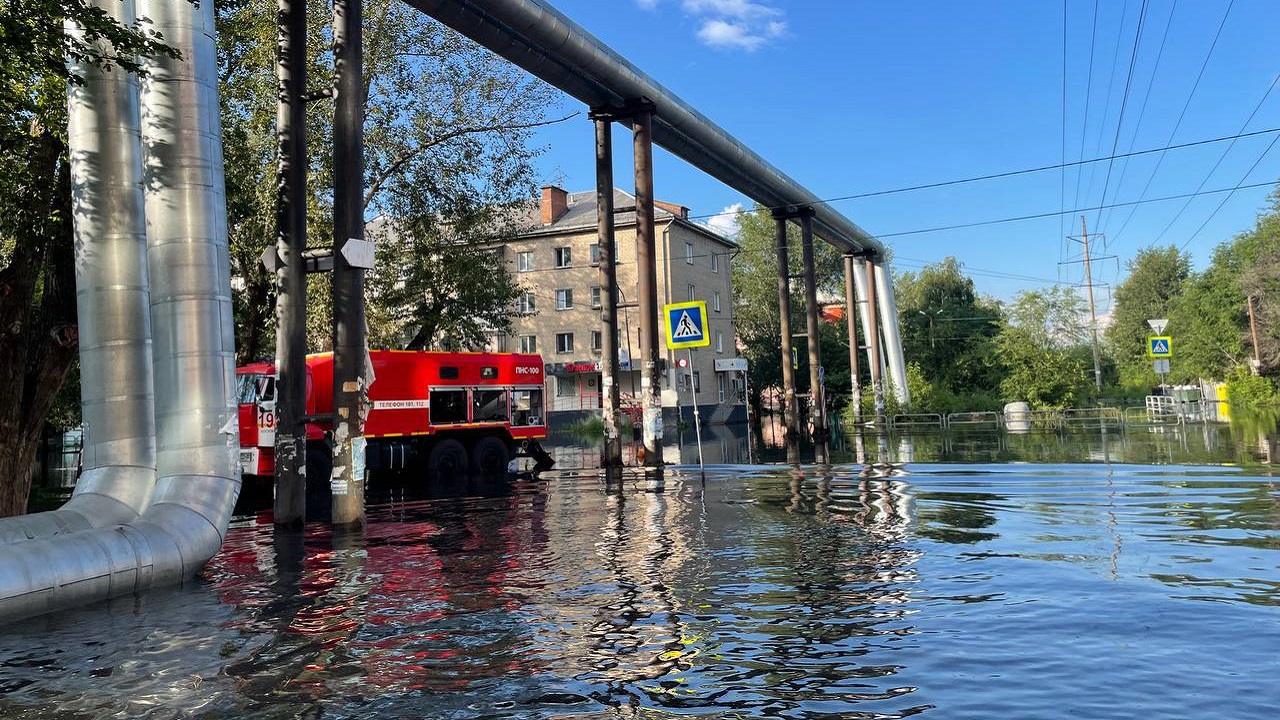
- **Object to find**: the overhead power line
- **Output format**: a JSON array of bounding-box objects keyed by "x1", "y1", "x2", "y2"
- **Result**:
[
  {"x1": 1093, "y1": 0, "x2": 1150, "y2": 233},
  {"x1": 875, "y1": 180, "x2": 1276, "y2": 240},
  {"x1": 684, "y1": 126, "x2": 1280, "y2": 223},
  {"x1": 1153, "y1": 73, "x2": 1280, "y2": 246},
  {"x1": 1178, "y1": 132, "x2": 1280, "y2": 250},
  {"x1": 1106, "y1": 0, "x2": 1236, "y2": 247}
]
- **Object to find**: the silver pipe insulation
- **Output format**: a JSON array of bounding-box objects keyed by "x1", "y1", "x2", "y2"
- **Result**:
[
  {"x1": 849, "y1": 260, "x2": 876, "y2": 384},
  {"x1": 0, "y1": 0, "x2": 156, "y2": 545},
  {"x1": 874, "y1": 262, "x2": 910, "y2": 407},
  {"x1": 0, "y1": 0, "x2": 238, "y2": 622},
  {"x1": 404, "y1": 0, "x2": 884, "y2": 257}
]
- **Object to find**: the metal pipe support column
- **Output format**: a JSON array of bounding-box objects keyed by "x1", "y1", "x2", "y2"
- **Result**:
[
  {"x1": 772, "y1": 212, "x2": 799, "y2": 457},
  {"x1": 592, "y1": 113, "x2": 623, "y2": 467},
  {"x1": 331, "y1": 0, "x2": 368, "y2": 526},
  {"x1": 799, "y1": 212, "x2": 828, "y2": 460},
  {"x1": 273, "y1": 0, "x2": 308, "y2": 528},
  {"x1": 842, "y1": 254, "x2": 863, "y2": 427},
  {"x1": 632, "y1": 105, "x2": 663, "y2": 466}
]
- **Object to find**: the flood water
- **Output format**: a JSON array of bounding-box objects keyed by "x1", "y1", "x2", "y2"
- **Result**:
[{"x1": 2, "y1": 427, "x2": 1279, "y2": 719}]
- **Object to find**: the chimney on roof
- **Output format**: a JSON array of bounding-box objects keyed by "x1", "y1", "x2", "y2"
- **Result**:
[
  {"x1": 541, "y1": 185, "x2": 568, "y2": 225},
  {"x1": 655, "y1": 200, "x2": 688, "y2": 219}
]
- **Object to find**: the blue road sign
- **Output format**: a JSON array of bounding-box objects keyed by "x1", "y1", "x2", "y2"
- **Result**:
[
  {"x1": 1148, "y1": 336, "x2": 1172, "y2": 358},
  {"x1": 664, "y1": 301, "x2": 709, "y2": 349}
]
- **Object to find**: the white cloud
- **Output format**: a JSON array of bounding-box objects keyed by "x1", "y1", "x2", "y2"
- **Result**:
[
  {"x1": 640, "y1": 0, "x2": 787, "y2": 51},
  {"x1": 701, "y1": 203, "x2": 744, "y2": 238}
]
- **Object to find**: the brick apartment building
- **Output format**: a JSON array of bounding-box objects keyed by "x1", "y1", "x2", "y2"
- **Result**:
[{"x1": 485, "y1": 186, "x2": 745, "y2": 424}]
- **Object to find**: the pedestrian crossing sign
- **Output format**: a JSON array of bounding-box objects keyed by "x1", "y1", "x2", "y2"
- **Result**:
[
  {"x1": 1148, "y1": 336, "x2": 1172, "y2": 358},
  {"x1": 664, "y1": 300, "x2": 710, "y2": 349}
]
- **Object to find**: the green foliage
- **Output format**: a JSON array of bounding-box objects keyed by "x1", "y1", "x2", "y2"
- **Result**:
[
  {"x1": 1105, "y1": 246, "x2": 1191, "y2": 388},
  {"x1": 1226, "y1": 367, "x2": 1279, "y2": 409},
  {"x1": 0, "y1": 0, "x2": 183, "y2": 144},
  {"x1": 216, "y1": 0, "x2": 557, "y2": 356},
  {"x1": 994, "y1": 289, "x2": 1092, "y2": 408},
  {"x1": 894, "y1": 257, "x2": 1003, "y2": 396}
]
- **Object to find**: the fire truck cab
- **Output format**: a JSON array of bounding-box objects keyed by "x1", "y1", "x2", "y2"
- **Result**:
[{"x1": 237, "y1": 350, "x2": 552, "y2": 482}]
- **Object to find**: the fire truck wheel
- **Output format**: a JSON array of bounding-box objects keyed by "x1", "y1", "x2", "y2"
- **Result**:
[
  {"x1": 471, "y1": 436, "x2": 510, "y2": 475},
  {"x1": 427, "y1": 439, "x2": 468, "y2": 476}
]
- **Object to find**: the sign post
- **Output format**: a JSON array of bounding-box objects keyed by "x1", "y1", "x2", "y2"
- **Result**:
[{"x1": 665, "y1": 301, "x2": 710, "y2": 473}]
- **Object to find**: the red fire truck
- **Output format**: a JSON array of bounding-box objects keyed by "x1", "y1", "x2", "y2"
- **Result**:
[{"x1": 237, "y1": 350, "x2": 553, "y2": 481}]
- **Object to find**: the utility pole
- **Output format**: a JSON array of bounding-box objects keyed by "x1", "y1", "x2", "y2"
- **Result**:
[
  {"x1": 331, "y1": 0, "x2": 367, "y2": 527},
  {"x1": 1080, "y1": 215, "x2": 1104, "y2": 393},
  {"x1": 1247, "y1": 295, "x2": 1263, "y2": 374},
  {"x1": 272, "y1": 0, "x2": 308, "y2": 529}
]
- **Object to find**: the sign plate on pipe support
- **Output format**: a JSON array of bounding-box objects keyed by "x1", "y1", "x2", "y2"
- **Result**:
[{"x1": 340, "y1": 238, "x2": 376, "y2": 269}]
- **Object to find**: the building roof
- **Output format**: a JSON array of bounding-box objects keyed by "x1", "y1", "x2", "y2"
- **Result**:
[{"x1": 517, "y1": 187, "x2": 738, "y2": 248}]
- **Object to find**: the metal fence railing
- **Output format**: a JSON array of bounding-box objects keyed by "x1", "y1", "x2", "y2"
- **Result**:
[
  {"x1": 891, "y1": 413, "x2": 945, "y2": 430},
  {"x1": 1061, "y1": 407, "x2": 1123, "y2": 431},
  {"x1": 945, "y1": 411, "x2": 1003, "y2": 431}
]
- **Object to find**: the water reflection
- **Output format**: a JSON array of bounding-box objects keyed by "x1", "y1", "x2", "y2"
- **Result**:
[
  {"x1": 3, "y1": 464, "x2": 1279, "y2": 718},
  {"x1": 547, "y1": 415, "x2": 1280, "y2": 470}
]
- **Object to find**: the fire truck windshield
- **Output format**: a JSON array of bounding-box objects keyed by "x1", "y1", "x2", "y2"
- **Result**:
[{"x1": 237, "y1": 374, "x2": 275, "y2": 405}]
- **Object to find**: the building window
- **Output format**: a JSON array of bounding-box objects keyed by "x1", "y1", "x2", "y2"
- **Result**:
[
  {"x1": 716, "y1": 332, "x2": 723, "y2": 354},
  {"x1": 556, "y1": 332, "x2": 574, "y2": 354},
  {"x1": 718, "y1": 374, "x2": 727, "y2": 403},
  {"x1": 711, "y1": 252, "x2": 719, "y2": 273},
  {"x1": 519, "y1": 335, "x2": 537, "y2": 353},
  {"x1": 677, "y1": 370, "x2": 701, "y2": 393},
  {"x1": 590, "y1": 286, "x2": 601, "y2": 309},
  {"x1": 554, "y1": 246, "x2": 572, "y2": 268},
  {"x1": 516, "y1": 251, "x2": 533, "y2": 272},
  {"x1": 517, "y1": 292, "x2": 536, "y2": 314},
  {"x1": 713, "y1": 291, "x2": 721, "y2": 313},
  {"x1": 556, "y1": 376, "x2": 576, "y2": 397},
  {"x1": 591, "y1": 330, "x2": 602, "y2": 352},
  {"x1": 685, "y1": 242, "x2": 694, "y2": 264},
  {"x1": 589, "y1": 243, "x2": 600, "y2": 265},
  {"x1": 687, "y1": 284, "x2": 696, "y2": 302},
  {"x1": 555, "y1": 288, "x2": 573, "y2": 310}
]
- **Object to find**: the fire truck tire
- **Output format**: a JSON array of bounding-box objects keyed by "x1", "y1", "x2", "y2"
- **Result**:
[
  {"x1": 471, "y1": 436, "x2": 510, "y2": 475},
  {"x1": 427, "y1": 439, "x2": 468, "y2": 476}
]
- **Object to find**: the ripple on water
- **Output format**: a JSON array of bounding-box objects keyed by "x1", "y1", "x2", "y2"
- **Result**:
[{"x1": 1, "y1": 463, "x2": 1278, "y2": 718}]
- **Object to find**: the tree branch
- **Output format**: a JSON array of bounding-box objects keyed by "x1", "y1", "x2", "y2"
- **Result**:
[{"x1": 363, "y1": 112, "x2": 578, "y2": 206}]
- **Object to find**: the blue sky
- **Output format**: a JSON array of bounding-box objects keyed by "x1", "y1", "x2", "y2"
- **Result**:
[{"x1": 520, "y1": 0, "x2": 1280, "y2": 307}]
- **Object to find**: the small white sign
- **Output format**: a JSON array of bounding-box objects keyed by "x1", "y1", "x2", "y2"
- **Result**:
[
  {"x1": 372, "y1": 399, "x2": 429, "y2": 410},
  {"x1": 1153, "y1": 359, "x2": 1171, "y2": 374},
  {"x1": 714, "y1": 358, "x2": 748, "y2": 372},
  {"x1": 1147, "y1": 318, "x2": 1169, "y2": 334},
  {"x1": 341, "y1": 238, "x2": 376, "y2": 269},
  {"x1": 260, "y1": 247, "x2": 281, "y2": 272}
]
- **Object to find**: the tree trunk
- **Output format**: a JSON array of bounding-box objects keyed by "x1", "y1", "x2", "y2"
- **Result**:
[
  {"x1": 0, "y1": 128, "x2": 79, "y2": 517},
  {"x1": 0, "y1": 431, "x2": 41, "y2": 517}
]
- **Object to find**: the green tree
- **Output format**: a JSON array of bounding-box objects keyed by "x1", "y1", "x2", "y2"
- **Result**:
[
  {"x1": 894, "y1": 257, "x2": 1003, "y2": 400},
  {"x1": 730, "y1": 204, "x2": 845, "y2": 423},
  {"x1": 216, "y1": 0, "x2": 561, "y2": 356},
  {"x1": 1105, "y1": 246, "x2": 1191, "y2": 388},
  {"x1": 0, "y1": 1, "x2": 181, "y2": 515},
  {"x1": 1164, "y1": 186, "x2": 1280, "y2": 394},
  {"x1": 995, "y1": 287, "x2": 1092, "y2": 408}
]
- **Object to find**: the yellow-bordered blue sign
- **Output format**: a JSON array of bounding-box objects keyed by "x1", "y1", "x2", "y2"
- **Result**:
[
  {"x1": 664, "y1": 300, "x2": 710, "y2": 349},
  {"x1": 1148, "y1": 336, "x2": 1172, "y2": 358}
]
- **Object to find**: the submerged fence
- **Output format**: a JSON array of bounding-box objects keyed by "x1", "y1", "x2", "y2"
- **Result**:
[{"x1": 890, "y1": 397, "x2": 1224, "y2": 433}]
